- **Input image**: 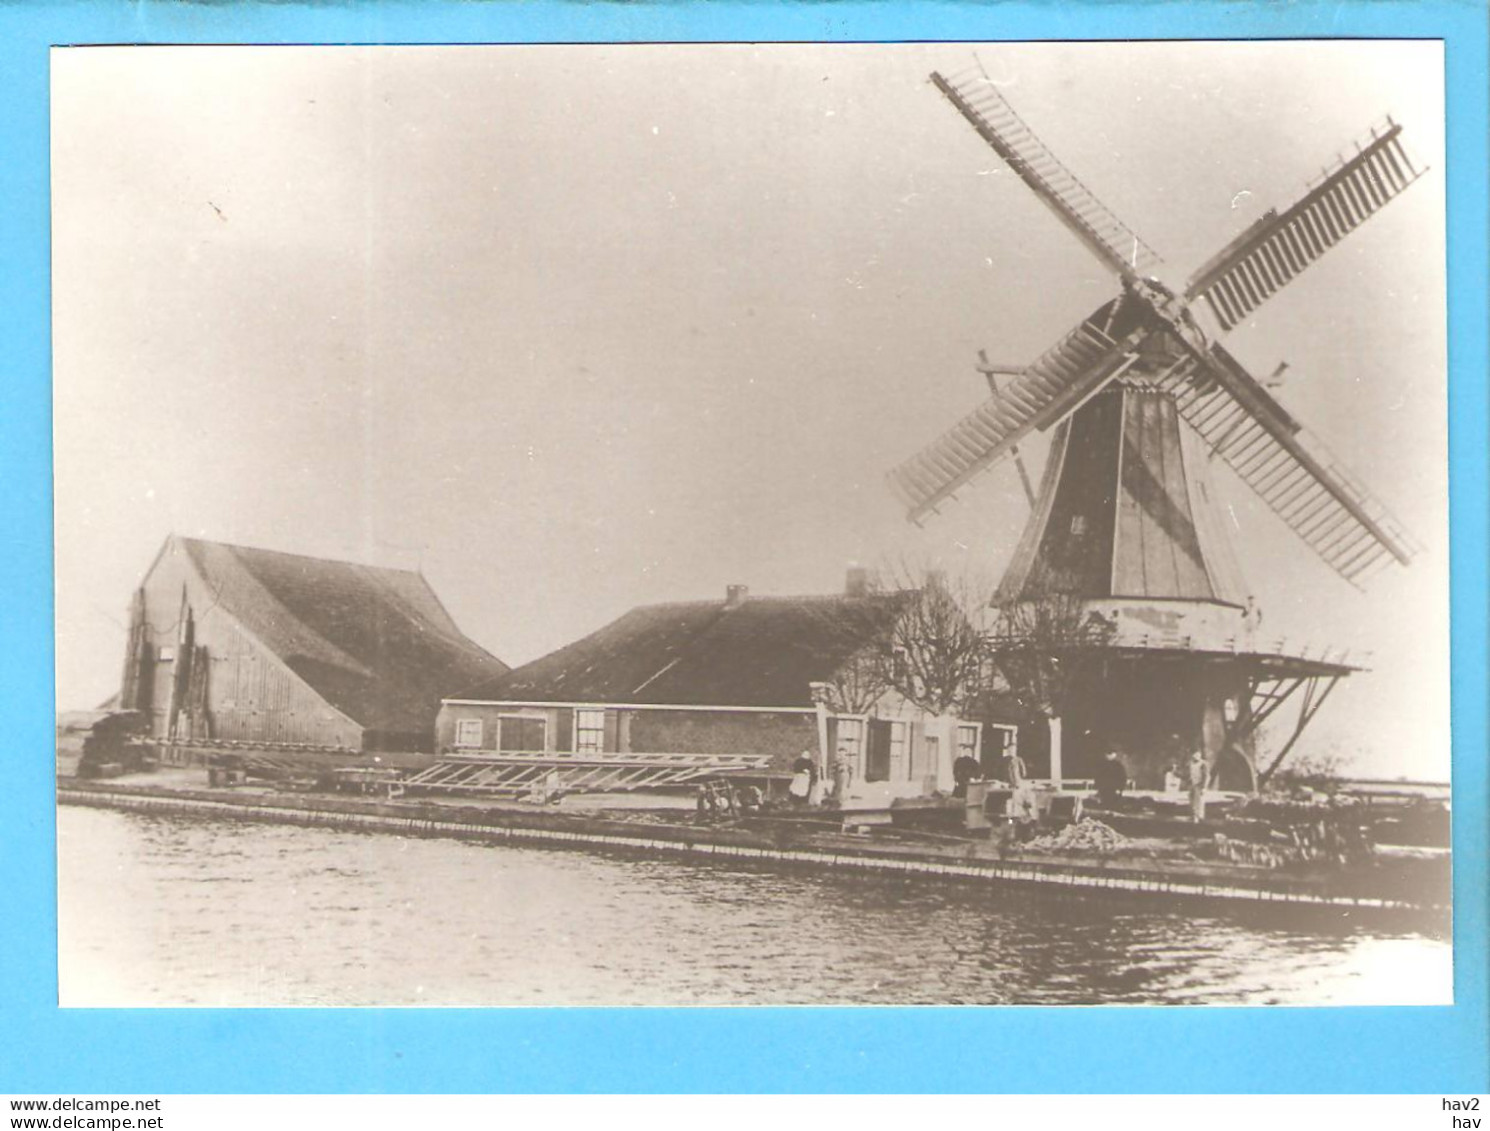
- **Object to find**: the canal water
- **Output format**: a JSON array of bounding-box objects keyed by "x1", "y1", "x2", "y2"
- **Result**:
[{"x1": 57, "y1": 805, "x2": 1451, "y2": 1007}]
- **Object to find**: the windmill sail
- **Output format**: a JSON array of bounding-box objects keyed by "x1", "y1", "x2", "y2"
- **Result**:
[
  {"x1": 1185, "y1": 120, "x2": 1423, "y2": 331},
  {"x1": 931, "y1": 69, "x2": 1163, "y2": 279},
  {"x1": 889, "y1": 300, "x2": 1147, "y2": 522},
  {"x1": 1152, "y1": 344, "x2": 1418, "y2": 585},
  {"x1": 901, "y1": 70, "x2": 1420, "y2": 589}
]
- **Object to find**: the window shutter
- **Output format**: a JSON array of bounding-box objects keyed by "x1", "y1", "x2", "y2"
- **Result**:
[
  {"x1": 603, "y1": 710, "x2": 619, "y2": 754},
  {"x1": 866, "y1": 719, "x2": 892, "y2": 783},
  {"x1": 555, "y1": 709, "x2": 574, "y2": 752}
]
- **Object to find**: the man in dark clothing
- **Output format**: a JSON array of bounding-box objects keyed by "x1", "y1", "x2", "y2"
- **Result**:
[
  {"x1": 1094, "y1": 750, "x2": 1129, "y2": 806},
  {"x1": 952, "y1": 752, "x2": 982, "y2": 799}
]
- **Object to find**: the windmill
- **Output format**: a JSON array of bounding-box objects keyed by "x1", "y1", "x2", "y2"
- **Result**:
[{"x1": 889, "y1": 64, "x2": 1425, "y2": 789}]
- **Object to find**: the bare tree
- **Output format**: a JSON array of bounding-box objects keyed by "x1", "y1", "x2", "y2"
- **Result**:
[
  {"x1": 803, "y1": 562, "x2": 1002, "y2": 792},
  {"x1": 804, "y1": 561, "x2": 992, "y2": 717},
  {"x1": 880, "y1": 567, "x2": 989, "y2": 716},
  {"x1": 813, "y1": 638, "x2": 896, "y2": 716},
  {"x1": 984, "y1": 582, "x2": 1116, "y2": 782}
]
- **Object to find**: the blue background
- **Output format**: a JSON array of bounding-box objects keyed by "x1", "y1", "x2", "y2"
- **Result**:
[{"x1": 2, "y1": 0, "x2": 1484, "y2": 1095}]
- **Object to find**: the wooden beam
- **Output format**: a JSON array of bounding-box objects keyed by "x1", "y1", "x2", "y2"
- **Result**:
[{"x1": 1258, "y1": 675, "x2": 1342, "y2": 784}]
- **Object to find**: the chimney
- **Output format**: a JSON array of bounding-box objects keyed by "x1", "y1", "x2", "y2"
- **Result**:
[
  {"x1": 725, "y1": 583, "x2": 749, "y2": 608},
  {"x1": 845, "y1": 566, "x2": 871, "y2": 597}
]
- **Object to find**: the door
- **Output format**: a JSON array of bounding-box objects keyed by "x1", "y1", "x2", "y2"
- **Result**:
[
  {"x1": 980, "y1": 725, "x2": 1015, "y2": 779},
  {"x1": 866, "y1": 719, "x2": 892, "y2": 783}
]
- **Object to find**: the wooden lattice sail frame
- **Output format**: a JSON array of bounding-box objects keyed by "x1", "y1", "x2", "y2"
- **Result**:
[
  {"x1": 891, "y1": 65, "x2": 1423, "y2": 588},
  {"x1": 892, "y1": 63, "x2": 1426, "y2": 783}
]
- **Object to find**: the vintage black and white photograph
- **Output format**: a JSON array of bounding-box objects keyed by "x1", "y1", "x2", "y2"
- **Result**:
[{"x1": 53, "y1": 41, "x2": 1450, "y2": 1007}]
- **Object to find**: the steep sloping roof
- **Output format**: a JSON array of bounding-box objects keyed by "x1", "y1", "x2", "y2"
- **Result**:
[
  {"x1": 466, "y1": 592, "x2": 908, "y2": 709},
  {"x1": 175, "y1": 537, "x2": 508, "y2": 736}
]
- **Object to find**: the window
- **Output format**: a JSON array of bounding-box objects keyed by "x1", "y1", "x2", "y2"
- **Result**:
[
  {"x1": 158, "y1": 646, "x2": 175, "y2": 662},
  {"x1": 835, "y1": 717, "x2": 865, "y2": 756},
  {"x1": 958, "y1": 725, "x2": 981, "y2": 778},
  {"x1": 957, "y1": 724, "x2": 980, "y2": 761},
  {"x1": 499, "y1": 715, "x2": 547, "y2": 753},
  {"x1": 454, "y1": 718, "x2": 483, "y2": 749},
  {"x1": 984, "y1": 724, "x2": 1017, "y2": 757},
  {"x1": 575, "y1": 709, "x2": 605, "y2": 754}
]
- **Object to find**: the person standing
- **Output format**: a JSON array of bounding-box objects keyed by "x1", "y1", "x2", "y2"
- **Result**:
[
  {"x1": 1001, "y1": 746, "x2": 1028, "y2": 788},
  {"x1": 1188, "y1": 750, "x2": 1210, "y2": 822},
  {"x1": 1095, "y1": 750, "x2": 1129, "y2": 806},
  {"x1": 1163, "y1": 762, "x2": 1182, "y2": 796},
  {"x1": 830, "y1": 745, "x2": 854, "y2": 805},
  {"x1": 951, "y1": 750, "x2": 982, "y2": 799},
  {"x1": 788, "y1": 749, "x2": 815, "y2": 805}
]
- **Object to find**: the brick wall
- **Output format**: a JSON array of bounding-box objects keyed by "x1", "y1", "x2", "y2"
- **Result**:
[
  {"x1": 434, "y1": 703, "x2": 560, "y2": 754},
  {"x1": 629, "y1": 709, "x2": 816, "y2": 772},
  {"x1": 437, "y1": 703, "x2": 816, "y2": 773}
]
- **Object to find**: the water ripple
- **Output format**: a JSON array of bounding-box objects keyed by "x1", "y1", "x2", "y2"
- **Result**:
[{"x1": 57, "y1": 806, "x2": 1451, "y2": 1008}]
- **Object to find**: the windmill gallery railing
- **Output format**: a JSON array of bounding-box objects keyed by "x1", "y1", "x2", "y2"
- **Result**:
[
  {"x1": 984, "y1": 627, "x2": 1364, "y2": 671},
  {"x1": 401, "y1": 751, "x2": 777, "y2": 800}
]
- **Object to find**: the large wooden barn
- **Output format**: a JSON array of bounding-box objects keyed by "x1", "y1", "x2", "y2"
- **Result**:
[
  {"x1": 436, "y1": 574, "x2": 998, "y2": 799},
  {"x1": 118, "y1": 535, "x2": 507, "y2": 755}
]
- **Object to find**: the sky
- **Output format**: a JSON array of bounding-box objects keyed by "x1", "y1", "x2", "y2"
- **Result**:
[{"x1": 51, "y1": 42, "x2": 1448, "y2": 778}]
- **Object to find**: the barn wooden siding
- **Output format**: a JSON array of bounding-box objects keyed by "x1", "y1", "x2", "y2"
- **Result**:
[{"x1": 133, "y1": 541, "x2": 364, "y2": 749}]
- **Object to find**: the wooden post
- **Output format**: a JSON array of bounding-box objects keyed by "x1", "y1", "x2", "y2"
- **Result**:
[
  {"x1": 814, "y1": 701, "x2": 830, "y2": 781},
  {"x1": 165, "y1": 600, "x2": 193, "y2": 743},
  {"x1": 1048, "y1": 715, "x2": 1063, "y2": 786},
  {"x1": 1258, "y1": 675, "x2": 1342, "y2": 786},
  {"x1": 809, "y1": 682, "x2": 831, "y2": 797},
  {"x1": 119, "y1": 588, "x2": 146, "y2": 711},
  {"x1": 935, "y1": 714, "x2": 957, "y2": 793}
]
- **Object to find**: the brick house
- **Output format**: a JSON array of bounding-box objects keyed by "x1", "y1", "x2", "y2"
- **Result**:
[{"x1": 435, "y1": 574, "x2": 999, "y2": 799}]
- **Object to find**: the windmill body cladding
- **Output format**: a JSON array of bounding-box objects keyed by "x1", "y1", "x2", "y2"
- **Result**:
[{"x1": 892, "y1": 66, "x2": 1421, "y2": 789}]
